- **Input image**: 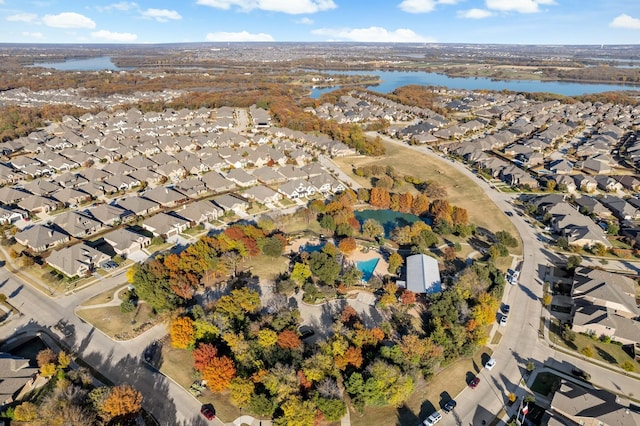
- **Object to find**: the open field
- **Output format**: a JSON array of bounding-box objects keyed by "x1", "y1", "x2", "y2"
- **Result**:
[
  {"x1": 241, "y1": 254, "x2": 289, "y2": 282},
  {"x1": 80, "y1": 283, "x2": 128, "y2": 307},
  {"x1": 76, "y1": 303, "x2": 159, "y2": 339},
  {"x1": 332, "y1": 138, "x2": 522, "y2": 256},
  {"x1": 350, "y1": 347, "x2": 492, "y2": 426}
]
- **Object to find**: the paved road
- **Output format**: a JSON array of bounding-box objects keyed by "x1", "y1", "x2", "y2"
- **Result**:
[
  {"x1": 374, "y1": 134, "x2": 640, "y2": 425},
  {"x1": 0, "y1": 265, "x2": 207, "y2": 426}
]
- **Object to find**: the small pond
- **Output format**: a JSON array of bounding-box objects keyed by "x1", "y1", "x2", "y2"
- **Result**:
[{"x1": 355, "y1": 209, "x2": 431, "y2": 237}]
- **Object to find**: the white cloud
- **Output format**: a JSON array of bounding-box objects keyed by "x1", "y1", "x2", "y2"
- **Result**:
[
  {"x1": 91, "y1": 30, "x2": 138, "y2": 42},
  {"x1": 398, "y1": 0, "x2": 460, "y2": 14},
  {"x1": 42, "y1": 12, "x2": 96, "y2": 29},
  {"x1": 458, "y1": 8, "x2": 493, "y2": 19},
  {"x1": 610, "y1": 14, "x2": 640, "y2": 30},
  {"x1": 399, "y1": 0, "x2": 436, "y2": 13},
  {"x1": 7, "y1": 13, "x2": 38, "y2": 23},
  {"x1": 141, "y1": 8, "x2": 182, "y2": 22},
  {"x1": 312, "y1": 26, "x2": 434, "y2": 43},
  {"x1": 297, "y1": 17, "x2": 314, "y2": 25},
  {"x1": 97, "y1": 2, "x2": 138, "y2": 12},
  {"x1": 22, "y1": 32, "x2": 44, "y2": 39},
  {"x1": 205, "y1": 31, "x2": 274, "y2": 42},
  {"x1": 485, "y1": 0, "x2": 556, "y2": 14},
  {"x1": 196, "y1": 0, "x2": 336, "y2": 15}
]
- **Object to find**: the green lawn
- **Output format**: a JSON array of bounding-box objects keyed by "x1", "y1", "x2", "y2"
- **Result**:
[{"x1": 549, "y1": 320, "x2": 640, "y2": 369}]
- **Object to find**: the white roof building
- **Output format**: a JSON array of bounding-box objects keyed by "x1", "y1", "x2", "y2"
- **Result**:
[{"x1": 404, "y1": 254, "x2": 441, "y2": 294}]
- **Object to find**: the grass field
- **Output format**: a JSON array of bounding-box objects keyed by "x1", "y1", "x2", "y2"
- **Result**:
[
  {"x1": 350, "y1": 347, "x2": 492, "y2": 426},
  {"x1": 76, "y1": 303, "x2": 159, "y2": 339},
  {"x1": 80, "y1": 283, "x2": 128, "y2": 307},
  {"x1": 160, "y1": 345, "x2": 244, "y2": 421},
  {"x1": 241, "y1": 254, "x2": 289, "y2": 282},
  {"x1": 332, "y1": 137, "x2": 521, "y2": 255}
]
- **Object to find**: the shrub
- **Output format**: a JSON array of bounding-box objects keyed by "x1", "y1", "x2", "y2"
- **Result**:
[
  {"x1": 599, "y1": 334, "x2": 611, "y2": 344},
  {"x1": 562, "y1": 325, "x2": 576, "y2": 342},
  {"x1": 580, "y1": 346, "x2": 594, "y2": 358},
  {"x1": 120, "y1": 300, "x2": 135, "y2": 313},
  {"x1": 621, "y1": 360, "x2": 636, "y2": 372}
]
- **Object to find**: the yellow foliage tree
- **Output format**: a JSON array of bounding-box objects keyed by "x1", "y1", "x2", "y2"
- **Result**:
[
  {"x1": 13, "y1": 402, "x2": 39, "y2": 422},
  {"x1": 169, "y1": 316, "x2": 195, "y2": 349},
  {"x1": 228, "y1": 377, "x2": 255, "y2": 407},
  {"x1": 58, "y1": 351, "x2": 71, "y2": 369},
  {"x1": 257, "y1": 329, "x2": 278, "y2": 348},
  {"x1": 40, "y1": 362, "x2": 57, "y2": 378}
]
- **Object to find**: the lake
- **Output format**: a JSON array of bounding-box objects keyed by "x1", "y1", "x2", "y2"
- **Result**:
[
  {"x1": 28, "y1": 56, "x2": 128, "y2": 71},
  {"x1": 309, "y1": 69, "x2": 636, "y2": 98},
  {"x1": 355, "y1": 209, "x2": 429, "y2": 238}
]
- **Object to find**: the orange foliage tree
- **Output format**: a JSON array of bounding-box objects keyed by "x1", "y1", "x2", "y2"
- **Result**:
[
  {"x1": 193, "y1": 343, "x2": 218, "y2": 372},
  {"x1": 101, "y1": 385, "x2": 143, "y2": 420},
  {"x1": 277, "y1": 330, "x2": 302, "y2": 350},
  {"x1": 335, "y1": 346, "x2": 364, "y2": 371},
  {"x1": 338, "y1": 237, "x2": 357, "y2": 254},
  {"x1": 201, "y1": 355, "x2": 237, "y2": 392},
  {"x1": 369, "y1": 187, "x2": 391, "y2": 208},
  {"x1": 170, "y1": 316, "x2": 195, "y2": 349}
]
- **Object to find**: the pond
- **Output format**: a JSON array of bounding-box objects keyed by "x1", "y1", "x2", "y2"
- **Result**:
[{"x1": 355, "y1": 209, "x2": 430, "y2": 238}]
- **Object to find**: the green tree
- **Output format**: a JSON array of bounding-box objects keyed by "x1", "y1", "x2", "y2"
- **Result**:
[
  {"x1": 309, "y1": 251, "x2": 341, "y2": 286},
  {"x1": 567, "y1": 255, "x2": 582, "y2": 271},
  {"x1": 315, "y1": 396, "x2": 347, "y2": 422},
  {"x1": 607, "y1": 222, "x2": 619, "y2": 236},
  {"x1": 363, "y1": 360, "x2": 414, "y2": 407},
  {"x1": 274, "y1": 397, "x2": 317, "y2": 426},
  {"x1": 261, "y1": 236, "x2": 284, "y2": 258}
]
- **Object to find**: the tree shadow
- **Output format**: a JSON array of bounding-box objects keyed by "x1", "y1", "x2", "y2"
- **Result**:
[
  {"x1": 517, "y1": 282, "x2": 538, "y2": 301},
  {"x1": 595, "y1": 346, "x2": 616, "y2": 364}
]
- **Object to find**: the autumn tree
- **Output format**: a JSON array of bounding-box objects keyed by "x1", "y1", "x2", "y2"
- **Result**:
[
  {"x1": 411, "y1": 193, "x2": 430, "y2": 215},
  {"x1": 277, "y1": 329, "x2": 302, "y2": 350},
  {"x1": 13, "y1": 402, "x2": 39, "y2": 422},
  {"x1": 335, "y1": 346, "x2": 364, "y2": 370},
  {"x1": 369, "y1": 187, "x2": 391, "y2": 208},
  {"x1": 170, "y1": 316, "x2": 195, "y2": 349},
  {"x1": 101, "y1": 385, "x2": 143, "y2": 420},
  {"x1": 338, "y1": 237, "x2": 357, "y2": 254},
  {"x1": 37, "y1": 348, "x2": 57, "y2": 368},
  {"x1": 193, "y1": 343, "x2": 218, "y2": 372},
  {"x1": 229, "y1": 377, "x2": 255, "y2": 408},
  {"x1": 399, "y1": 290, "x2": 417, "y2": 306},
  {"x1": 290, "y1": 262, "x2": 312, "y2": 287},
  {"x1": 443, "y1": 246, "x2": 457, "y2": 262},
  {"x1": 398, "y1": 192, "x2": 413, "y2": 213},
  {"x1": 202, "y1": 355, "x2": 237, "y2": 392}
]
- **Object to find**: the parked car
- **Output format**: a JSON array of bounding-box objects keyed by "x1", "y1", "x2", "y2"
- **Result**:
[
  {"x1": 443, "y1": 400, "x2": 457, "y2": 413},
  {"x1": 500, "y1": 315, "x2": 508, "y2": 327},
  {"x1": 423, "y1": 411, "x2": 442, "y2": 426},
  {"x1": 298, "y1": 325, "x2": 315, "y2": 339},
  {"x1": 502, "y1": 304, "x2": 510, "y2": 314},
  {"x1": 571, "y1": 368, "x2": 590, "y2": 381},
  {"x1": 485, "y1": 358, "x2": 497, "y2": 371},
  {"x1": 469, "y1": 377, "x2": 480, "y2": 389},
  {"x1": 200, "y1": 404, "x2": 215, "y2": 421}
]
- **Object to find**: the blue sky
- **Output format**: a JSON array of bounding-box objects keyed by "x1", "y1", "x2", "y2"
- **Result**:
[{"x1": 1, "y1": 1, "x2": 640, "y2": 44}]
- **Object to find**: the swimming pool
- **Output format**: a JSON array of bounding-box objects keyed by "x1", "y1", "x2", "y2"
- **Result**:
[{"x1": 356, "y1": 258, "x2": 379, "y2": 282}]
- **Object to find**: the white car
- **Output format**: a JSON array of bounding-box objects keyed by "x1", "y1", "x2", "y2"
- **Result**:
[
  {"x1": 500, "y1": 315, "x2": 508, "y2": 326},
  {"x1": 423, "y1": 411, "x2": 442, "y2": 426},
  {"x1": 485, "y1": 358, "x2": 497, "y2": 370}
]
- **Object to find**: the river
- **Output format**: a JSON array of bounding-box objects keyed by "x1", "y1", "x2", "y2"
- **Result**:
[{"x1": 28, "y1": 56, "x2": 128, "y2": 71}]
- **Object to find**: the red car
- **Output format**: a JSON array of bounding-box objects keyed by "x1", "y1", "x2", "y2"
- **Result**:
[
  {"x1": 200, "y1": 404, "x2": 215, "y2": 421},
  {"x1": 469, "y1": 377, "x2": 480, "y2": 389}
]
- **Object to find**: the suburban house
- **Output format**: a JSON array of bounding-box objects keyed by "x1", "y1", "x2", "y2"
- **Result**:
[
  {"x1": 116, "y1": 196, "x2": 160, "y2": 217},
  {"x1": 103, "y1": 228, "x2": 151, "y2": 257},
  {"x1": 143, "y1": 186, "x2": 188, "y2": 208},
  {"x1": 46, "y1": 242, "x2": 110, "y2": 277},
  {"x1": 0, "y1": 352, "x2": 39, "y2": 408},
  {"x1": 550, "y1": 381, "x2": 640, "y2": 426},
  {"x1": 403, "y1": 254, "x2": 442, "y2": 294},
  {"x1": 0, "y1": 206, "x2": 27, "y2": 225},
  {"x1": 243, "y1": 185, "x2": 282, "y2": 204},
  {"x1": 175, "y1": 200, "x2": 223, "y2": 225},
  {"x1": 51, "y1": 211, "x2": 103, "y2": 238},
  {"x1": 15, "y1": 224, "x2": 70, "y2": 252},
  {"x1": 141, "y1": 212, "x2": 190, "y2": 238},
  {"x1": 201, "y1": 172, "x2": 237, "y2": 193},
  {"x1": 212, "y1": 193, "x2": 249, "y2": 215},
  {"x1": 225, "y1": 168, "x2": 258, "y2": 187},
  {"x1": 86, "y1": 204, "x2": 134, "y2": 226},
  {"x1": 571, "y1": 268, "x2": 640, "y2": 345}
]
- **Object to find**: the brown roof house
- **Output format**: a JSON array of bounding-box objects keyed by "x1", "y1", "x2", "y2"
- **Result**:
[
  {"x1": 46, "y1": 243, "x2": 110, "y2": 278},
  {"x1": 571, "y1": 268, "x2": 640, "y2": 345},
  {"x1": 103, "y1": 228, "x2": 151, "y2": 257},
  {"x1": 15, "y1": 224, "x2": 70, "y2": 252}
]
